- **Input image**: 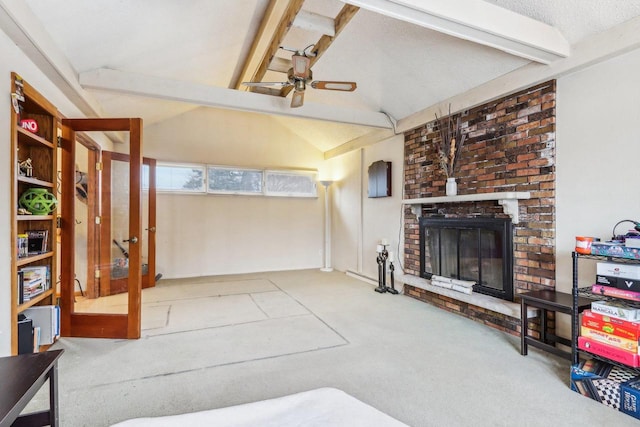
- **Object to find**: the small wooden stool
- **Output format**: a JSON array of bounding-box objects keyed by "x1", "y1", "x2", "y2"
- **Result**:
[{"x1": 520, "y1": 290, "x2": 592, "y2": 363}]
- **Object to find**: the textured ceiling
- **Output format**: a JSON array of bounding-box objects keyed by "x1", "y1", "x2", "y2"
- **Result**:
[{"x1": 20, "y1": 0, "x2": 640, "y2": 152}]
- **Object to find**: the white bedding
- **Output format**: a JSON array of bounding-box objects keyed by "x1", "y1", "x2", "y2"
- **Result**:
[{"x1": 110, "y1": 387, "x2": 408, "y2": 427}]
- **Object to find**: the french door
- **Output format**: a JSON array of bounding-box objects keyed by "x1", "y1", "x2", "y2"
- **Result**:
[
  {"x1": 60, "y1": 118, "x2": 143, "y2": 339},
  {"x1": 100, "y1": 151, "x2": 157, "y2": 296}
]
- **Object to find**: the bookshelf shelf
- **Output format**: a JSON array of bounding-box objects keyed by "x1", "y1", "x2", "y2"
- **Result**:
[
  {"x1": 16, "y1": 252, "x2": 54, "y2": 267},
  {"x1": 16, "y1": 288, "x2": 55, "y2": 314},
  {"x1": 17, "y1": 214, "x2": 54, "y2": 221},
  {"x1": 17, "y1": 126, "x2": 55, "y2": 148},
  {"x1": 17, "y1": 176, "x2": 54, "y2": 188}
]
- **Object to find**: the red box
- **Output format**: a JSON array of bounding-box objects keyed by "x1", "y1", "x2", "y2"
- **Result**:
[
  {"x1": 582, "y1": 310, "x2": 640, "y2": 341},
  {"x1": 579, "y1": 336, "x2": 640, "y2": 367}
]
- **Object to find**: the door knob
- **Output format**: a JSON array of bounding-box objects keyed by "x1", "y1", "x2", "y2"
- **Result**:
[
  {"x1": 123, "y1": 236, "x2": 138, "y2": 244},
  {"x1": 146, "y1": 227, "x2": 156, "y2": 232}
]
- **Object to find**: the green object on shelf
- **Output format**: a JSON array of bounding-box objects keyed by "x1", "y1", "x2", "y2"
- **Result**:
[{"x1": 19, "y1": 188, "x2": 57, "y2": 215}]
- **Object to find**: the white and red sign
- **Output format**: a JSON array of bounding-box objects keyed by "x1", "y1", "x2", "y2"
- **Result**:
[{"x1": 20, "y1": 119, "x2": 39, "y2": 133}]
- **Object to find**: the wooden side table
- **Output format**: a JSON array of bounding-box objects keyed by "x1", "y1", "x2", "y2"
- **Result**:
[
  {"x1": 520, "y1": 290, "x2": 591, "y2": 361},
  {"x1": 0, "y1": 349, "x2": 63, "y2": 427}
]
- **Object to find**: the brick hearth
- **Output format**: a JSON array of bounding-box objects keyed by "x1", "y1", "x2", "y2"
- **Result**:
[{"x1": 402, "y1": 80, "x2": 557, "y2": 337}]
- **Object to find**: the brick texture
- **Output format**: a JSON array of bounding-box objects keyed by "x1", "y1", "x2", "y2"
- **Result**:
[{"x1": 403, "y1": 80, "x2": 557, "y2": 335}]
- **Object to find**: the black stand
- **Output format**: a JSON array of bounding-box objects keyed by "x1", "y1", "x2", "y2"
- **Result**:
[
  {"x1": 375, "y1": 245, "x2": 398, "y2": 295},
  {"x1": 387, "y1": 261, "x2": 399, "y2": 294},
  {"x1": 375, "y1": 246, "x2": 388, "y2": 293}
]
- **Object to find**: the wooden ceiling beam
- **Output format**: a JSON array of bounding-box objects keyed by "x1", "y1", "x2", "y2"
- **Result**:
[
  {"x1": 280, "y1": 4, "x2": 359, "y2": 97},
  {"x1": 249, "y1": 0, "x2": 305, "y2": 90},
  {"x1": 293, "y1": 10, "x2": 335, "y2": 36},
  {"x1": 232, "y1": 0, "x2": 282, "y2": 89},
  {"x1": 268, "y1": 56, "x2": 291, "y2": 73}
]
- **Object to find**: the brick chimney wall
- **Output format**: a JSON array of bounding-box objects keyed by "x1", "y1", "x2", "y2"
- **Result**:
[{"x1": 403, "y1": 80, "x2": 557, "y2": 335}]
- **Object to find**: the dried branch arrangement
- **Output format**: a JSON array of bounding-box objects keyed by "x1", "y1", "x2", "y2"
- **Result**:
[{"x1": 434, "y1": 106, "x2": 466, "y2": 178}]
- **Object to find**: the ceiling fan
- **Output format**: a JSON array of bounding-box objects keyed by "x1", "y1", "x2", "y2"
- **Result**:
[{"x1": 243, "y1": 46, "x2": 357, "y2": 108}]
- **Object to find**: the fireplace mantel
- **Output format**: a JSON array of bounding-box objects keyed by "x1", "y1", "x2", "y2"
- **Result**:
[{"x1": 402, "y1": 191, "x2": 531, "y2": 224}]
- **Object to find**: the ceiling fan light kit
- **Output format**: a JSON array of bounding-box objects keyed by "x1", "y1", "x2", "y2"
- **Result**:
[{"x1": 292, "y1": 54, "x2": 311, "y2": 78}]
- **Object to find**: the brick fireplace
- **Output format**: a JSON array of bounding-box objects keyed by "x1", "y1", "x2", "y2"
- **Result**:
[{"x1": 402, "y1": 80, "x2": 556, "y2": 336}]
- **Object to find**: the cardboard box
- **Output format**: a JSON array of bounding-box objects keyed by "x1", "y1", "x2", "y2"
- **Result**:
[
  {"x1": 571, "y1": 358, "x2": 640, "y2": 410},
  {"x1": 591, "y1": 299, "x2": 640, "y2": 321},
  {"x1": 597, "y1": 262, "x2": 640, "y2": 280},
  {"x1": 626, "y1": 236, "x2": 640, "y2": 249},
  {"x1": 579, "y1": 336, "x2": 640, "y2": 367},
  {"x1": 597, "y1": 275, "x2": 640, "y2": 292},
  {"x1": 621, "y1": 378, "x2": 640, "y2": 419},
  {"x1": 582, "y1": 309, "x2": 640, "y2": 341},
  {"x1": 581, "y1": 326, "x2": 638, "y2": 353},
  {"x1": 591, "y1": 243, "x2": 640, "y2": 260}
]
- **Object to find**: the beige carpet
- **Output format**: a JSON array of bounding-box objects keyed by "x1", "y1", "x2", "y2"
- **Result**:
[{"x1": 28, "y1": 270, "x2": 638, "y2": 426}]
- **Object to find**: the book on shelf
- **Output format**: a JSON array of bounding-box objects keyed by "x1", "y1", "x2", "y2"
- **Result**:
[
  {"x1": 17, "y1": 233, "x2": 28, "y2": 258},
  {"x1": 26, "y1": 229, "x2": 48, "y2": 255},
  {"x1": 591, "y1": 284, "x2": 640, "y2": 303},
  {"x1": 17, "y1": 270, "x2": 24, "y2": 304},
  {"x1": 19, "y1": 265, "x2": 50, "y2": 301},
  {"x1": 33, "y1": 326, "x2": 40, "y2": 353}
]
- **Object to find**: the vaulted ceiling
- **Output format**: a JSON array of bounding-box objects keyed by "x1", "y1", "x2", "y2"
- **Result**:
[{"x1": 4, "y1": 0, "x2": 640, "y2": 153}]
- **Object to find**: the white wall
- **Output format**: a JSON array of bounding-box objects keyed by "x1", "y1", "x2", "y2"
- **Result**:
[
  {"x1": 143, "y1": 107, "x2": 326, "y2": 278},
  {"x1": 556, "y1": 47, "x2": 640, "y2": 291},
  {"x1": 328, "y1": 134, "x2": 405, "y2": 282}
]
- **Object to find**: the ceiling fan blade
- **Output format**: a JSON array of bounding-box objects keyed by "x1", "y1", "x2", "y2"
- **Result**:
[
  {"x1": 310, "y1": 81, "x2": 357, "y2": 92},
  {"x1": 242, "y1": 81, "x2": 290, "y2": 88},
  {"x1": 291, "y1": 90, "x2": 305, "y2": 108},
  {"x1": 291, "y1": 54, "x2": 311, "y2": 79}
]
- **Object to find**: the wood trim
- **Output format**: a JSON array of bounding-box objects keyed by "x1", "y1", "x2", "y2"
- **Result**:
[
  {"x1": 99, "y1": 153, "x2": 112, "y2": 296},
  {"x1": 249, "y1": 0, "x2": 305, "y2": 88},
  {"x1": 146, "y1": 158, "x2": 157, "y2": 287},
  {"x1": 60, "y1": 118, "x2": 132, "y2": 132},
  {"x1": 69, "y1": 313, "x2": 128, "y2": 338},
  {"x1": 127, "y1": 118, "x2": 143, "y2": 339},
  {"x1": 10, "y1": 76, "x2": 19, "y2": 355},
  {"x1": 280, "y1": 4, "x2": 359, "y2": 97},
  {"x1": 85, "y1": 149, "x2": 98, "y2": 298},
  {"x1": 107, "y1": 151, "x2": 134, "y2": 162},
  {"x1": 59, "y1": 124, "x2": 76, "y2": 334}
]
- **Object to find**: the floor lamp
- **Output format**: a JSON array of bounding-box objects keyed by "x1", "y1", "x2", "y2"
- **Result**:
[{"x1": 320, "y1": 180, "x2": 334, "y2": 272}]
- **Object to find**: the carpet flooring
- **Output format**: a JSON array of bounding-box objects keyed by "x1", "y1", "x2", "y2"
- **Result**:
[{"x1": 27, "y1": 270, "x2": 638, "y2": 426}]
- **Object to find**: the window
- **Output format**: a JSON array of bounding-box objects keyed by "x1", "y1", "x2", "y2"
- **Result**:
[
  {"x1": 155, "y1": 163, "x2": 205, "y2": 193},
  {"x1": 264, "y1": 170, "x2": 317, "y2": 197},
  {"x1": 207, "y1": 166, "x2": 263, "y2": 195},
  {"x1": 150, "y1": 161, "x2": 318, "y2": 198}
]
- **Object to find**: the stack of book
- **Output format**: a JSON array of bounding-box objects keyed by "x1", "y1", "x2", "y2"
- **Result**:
[
  {"x1": 17, "y1": 265, "x2": 50, "y2": 303},
  {"x1": 578, "y1": 261, "x2": 640, "y2": 367}
]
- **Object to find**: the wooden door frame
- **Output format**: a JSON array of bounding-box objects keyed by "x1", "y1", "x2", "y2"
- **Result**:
[{"x1": 60, "y1": 118, "x2": 143, "y2": 339}]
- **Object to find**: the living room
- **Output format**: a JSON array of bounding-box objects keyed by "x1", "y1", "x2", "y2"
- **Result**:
[{"x1": 2, "y1": 1, "x2": 640, "y2": 425}]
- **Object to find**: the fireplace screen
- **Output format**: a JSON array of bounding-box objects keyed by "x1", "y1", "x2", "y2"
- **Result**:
[{"x1": 420, "y1": 217, "x2": 513, "y2": 301}]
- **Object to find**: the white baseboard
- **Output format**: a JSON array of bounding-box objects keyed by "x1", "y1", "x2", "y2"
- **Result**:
[{"x1": 345, "y1": 270, "x2": 378, "y2": 286}]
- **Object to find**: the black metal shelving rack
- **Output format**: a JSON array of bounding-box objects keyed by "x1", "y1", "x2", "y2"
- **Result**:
[{"x1": 572, "y1": 251, "x2": 640, "y2": 369}]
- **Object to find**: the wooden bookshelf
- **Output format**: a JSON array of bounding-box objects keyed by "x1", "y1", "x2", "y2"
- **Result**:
[{"x1": 10, "y1": 73, "x2": 59, "y2": 355}]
